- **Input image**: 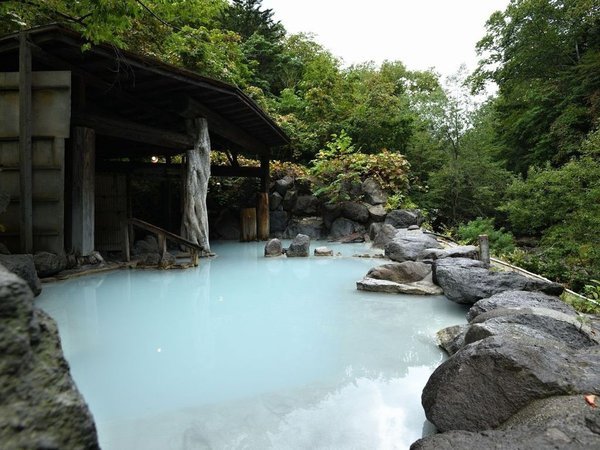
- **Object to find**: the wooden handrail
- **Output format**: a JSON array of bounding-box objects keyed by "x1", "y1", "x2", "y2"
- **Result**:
[{"x1": 124, "y1": 218, "x2": 202, "y2": 267}]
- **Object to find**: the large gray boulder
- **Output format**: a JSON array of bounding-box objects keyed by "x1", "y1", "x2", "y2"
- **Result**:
[
  {"x1": 421, "y1": 245, "x2": 479, "y2": 261},
  {"x1": 0, "y1": 254, "x2": 42, "y2": 297},
  {"x1": 293, "y1": 195, "x2": 320, "y2": 216},
  {"x1": 384, "y1": 209, "x2": 424, "y2": 228},
  {"x1": 329, "y1": 217, "x2": 365, "y2": 240},
  {"x1": 466, "y1": 307, "x2": 598, "y2": 349},
  {"x1": 361, "y1": 178, "x2": 387, "y2": 205},
  {"x1": 286, "y1": 234, "x2": 310, "y2": 257},
  {"x1": 269, "y1": 210, "x2": 289, "y2": 233},
  {"x1": 467, "y1": 290, "x2": 577, "y2": 321},
  {"x1": 384, "y1": 231, "x2": 442, "y2": 262},
  {"x1": 366, "y1": 261, "x2": 432, "y2": 284},
  {"x1": 264, "y1": 238, "x2": 283, "y2": 257},
  {"x1": 359, "y1": 261, "x2": 442, "y2": 295},
  {"x1": 433, "y1": 258, "x2": 564, "y2": 304},
  {"x1": 284, "y1": 217, "x2": 324, "y2": 240},
  {"x1": 321, "y1": 203, "x2": 341, "y2": 229},
  {"x1": 33, "y1": 251, "x2": 67, "y2": 277},
  {"x1": 411, "y1": 395, "x2": 600, "y2": 449},
  {"x1": 422, "y1": 335, "x2": 600, "y2": 432},
  {"x1": 282, "y1": 189, "x2": 298, "y2": 211},
  {"x1": 341, "y1": 201, "x2": 370, "y2": 223},
  {"x1": 356, "y1": 277, "x2": 443, "y2": 295},
  {"x1": 372, "y1": 223, "x2": 398, "y2": 248},
  {"x1": 269, "y1": 191, "x2": 283, "y2": 210},
  {"x1": 274, "y1": 176, "x2": 294, "y2": 196},
  {"x1": 0, "y1": 265, "x2": 100, "y2": 449}
]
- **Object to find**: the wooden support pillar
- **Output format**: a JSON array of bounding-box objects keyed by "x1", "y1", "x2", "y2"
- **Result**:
[
  {"x1": 240, "y1": 208, "x2": 257, "y2": 242},
  {"x1": 71, "y1": 127, "x2": 95, "y2": 255},
  {"x1": 258, "y1": 154, "x2": 270, "y2": 240},
  {"x1": 257, "y1": 193, "x2": 269, "y2": 240},
  {"x1": 19, "y1": 32, "x2": 33, "y2": 253}
]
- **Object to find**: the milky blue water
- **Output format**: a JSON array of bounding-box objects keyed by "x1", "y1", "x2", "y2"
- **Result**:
[{"x1": 37, "y1": 241, "x2": 467, "y2": 450}]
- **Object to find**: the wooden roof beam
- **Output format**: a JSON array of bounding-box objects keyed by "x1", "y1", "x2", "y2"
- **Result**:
[{"x1": 72, "y1": 111, "x2": 193, "y2": 149}]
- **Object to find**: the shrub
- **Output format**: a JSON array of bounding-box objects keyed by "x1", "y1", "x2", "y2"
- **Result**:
[
  {"x1": 456, "y1": 217, "x2": 516, "y2": 256},
  {"x1": 309, "y1": 131, "x2": 410, "y2": 203}
]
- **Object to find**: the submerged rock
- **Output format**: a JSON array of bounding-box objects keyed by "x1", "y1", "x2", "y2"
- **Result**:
[
  {"x1": 0, "y1": 265, "x2": 100, "y2": 449},
  {"x1": 436, "y1": 324, "x2": 468, "y2": 356},
  {"x1": 286, "y1": 234, "x2": 310, "y2": 257},
  {"x1": 264, "y1": 239, "x2": 283, "y2": 257},
  {"x1": 314, "y1": 246, "x2": 333, "y2": 256}
]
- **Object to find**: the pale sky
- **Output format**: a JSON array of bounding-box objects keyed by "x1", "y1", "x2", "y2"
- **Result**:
[{"x1": 262, "y1": 0, "x2": 510, "y2": 77}]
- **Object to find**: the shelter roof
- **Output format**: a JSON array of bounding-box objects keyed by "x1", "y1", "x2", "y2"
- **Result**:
[{"x1": 0, "y1": 24, "x2": 289, "y2": 154}]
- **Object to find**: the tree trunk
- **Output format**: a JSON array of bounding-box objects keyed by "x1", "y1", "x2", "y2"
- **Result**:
[{"x1": 181, "y1": 117, "x2": 211, "y2": 253}]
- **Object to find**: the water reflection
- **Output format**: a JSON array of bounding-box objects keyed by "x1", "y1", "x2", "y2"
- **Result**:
[{"x1": 37, "y1": 241, "x2": 467, "y2": 450}]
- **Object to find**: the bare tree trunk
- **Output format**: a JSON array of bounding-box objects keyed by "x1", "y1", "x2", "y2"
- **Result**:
[{"x1": 181, "y1": 117, "x2": 211, "y2": 253}]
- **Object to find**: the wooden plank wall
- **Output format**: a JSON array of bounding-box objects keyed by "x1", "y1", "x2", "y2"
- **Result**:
[
  {"x1": 0, "y1": 71, "x2": 71, "y2": 254},
  {"x1": 95, "y1": 173, "x2": 127, "y2": 252}
]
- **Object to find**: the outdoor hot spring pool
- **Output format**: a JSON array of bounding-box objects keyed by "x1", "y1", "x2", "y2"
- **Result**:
[{"x1": 37, "y1": 241, "x2": 467, "y2": 450}]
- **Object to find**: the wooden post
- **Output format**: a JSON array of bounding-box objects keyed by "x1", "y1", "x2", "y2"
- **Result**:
[
  {"x1": 122, "y1": 221, "x2": 130, "y2": 262},
  {"x1": 157, "y1": 232, "x2": 167, "y2": 261},
  {"x1": 479, "y1": 234, "x2": 490, "y2": 268},
  {"x1": 19, "y1": 32, "x2": 33, "y2": 253},
  {"x1": 240, "y1": 208, "x2": 257, "y2": 241},
  {"x1": 257, "y1": 154, "x2": 270, "y2": 240},
  {"x1": 257, "y1": 193, "x2": 269, "y2": 240},
  {"x1": 71, "y1": 127, "x2": 95, "y2": 255}
]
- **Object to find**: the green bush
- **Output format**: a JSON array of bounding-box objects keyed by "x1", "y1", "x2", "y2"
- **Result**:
[
  {"x1": 309, "y1": 131, "x2": 410, "y2": 203},
  {"x1": 456, "y1": 217, "x2": 516, "y2": 256}
]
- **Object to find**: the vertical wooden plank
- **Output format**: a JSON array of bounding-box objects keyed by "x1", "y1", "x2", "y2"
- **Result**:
[
  {"x1": 122, "y1": 220, "x2": 130, "y2": 262},
  {"x1": 54, "y1": 137, "x2": 65, "y2": 253},
  {"x1": 71, "y1": 126, "x2": 95, "y2": 255},
  {"x1": 157, "y1": 232, "x2": 167, "y2": 261},
  {"x1": 240, "y1": 208, "x2": 257, "y2": 242},
  {"x1": 257, "y1": 192, "x2": 269, "y2": 240},
  {"x1": 19, "y1": 32, "x2": 33, "y2": 253},
  {"x1": 260, "y1": 154, "x2": 270, "y2": 194},
  {"x1": 479, "y1": 234, "x2": 490, "y2": 268}
]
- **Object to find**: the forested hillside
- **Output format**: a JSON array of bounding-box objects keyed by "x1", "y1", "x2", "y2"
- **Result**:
[{"x1": 1, "y1": 0, "x2": 598, "y2": 293}]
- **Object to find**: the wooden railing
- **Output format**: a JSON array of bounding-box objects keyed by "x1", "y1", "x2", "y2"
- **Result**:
[{"x1": 123, "y1": 218, "x2": 203, "y2": 267}]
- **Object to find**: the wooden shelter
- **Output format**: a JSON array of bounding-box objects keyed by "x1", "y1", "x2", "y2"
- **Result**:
[{"x1": 0, "y1": 25, "x2": 288, "y2": 256}]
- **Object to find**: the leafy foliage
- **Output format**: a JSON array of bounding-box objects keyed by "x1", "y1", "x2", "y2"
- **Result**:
[
  {"x1": 457, "y1": 218, "x2": 516, "y2": 256},
  {"x1": 309, "y1": 132, "x2": 410, "y2": 203}
]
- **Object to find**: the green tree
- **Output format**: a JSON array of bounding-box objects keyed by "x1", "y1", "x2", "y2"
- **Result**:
[{"x1": 473, "y1": 0, "x2": 600, "y2": 173}]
